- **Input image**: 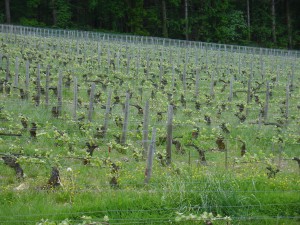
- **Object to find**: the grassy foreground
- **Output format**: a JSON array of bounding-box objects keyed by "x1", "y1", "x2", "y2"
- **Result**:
[{"x1": 1, "y1": 153, "x2": 300, "y2": 224}]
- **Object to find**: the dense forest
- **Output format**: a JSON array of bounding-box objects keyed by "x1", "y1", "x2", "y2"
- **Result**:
[{"x1": 1, "y1": 0, "x2": 299, "y2": 49}]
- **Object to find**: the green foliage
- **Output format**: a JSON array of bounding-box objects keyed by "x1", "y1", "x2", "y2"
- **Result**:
[
  {"x1": 126, "y1": 0, "x2": 148, "y2": 35},
  {"x1": 2, "y1": 0, "x2": 299, "y2": 49},
  {"x1": 27, "y1": 0, "x2": 41, "y2": 9},
  {"x1": 215, "y1": 10, "x2": 247, "y2": 43},
  {"x1": 0, "y1": 13, "x2": 4, "y2": 23},
  {"x1": 19, "y1": 17, "x2": 46, "y2": 27},
  {"x1": 55, "y1": 0, "x2": 72, "y2": 28}
]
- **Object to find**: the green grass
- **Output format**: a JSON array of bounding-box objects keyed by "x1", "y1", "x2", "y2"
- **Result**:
[{"x1": 0, "y1": 168, "x2": 299, "y2": 224}]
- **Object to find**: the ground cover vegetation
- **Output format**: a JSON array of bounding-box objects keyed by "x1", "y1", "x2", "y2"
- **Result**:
[{"x1": 0, "y1": 26, "x2": 300, "y2": 224}]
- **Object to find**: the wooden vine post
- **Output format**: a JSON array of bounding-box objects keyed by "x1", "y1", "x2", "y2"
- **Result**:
[
  {"x1": 182, "y1": 55, "x2": 187, "y2": 92},
  {"x1": 103, "y1": 89, "x2": 112, "y2": 137},
  {"x1": 14, "y1": 57, "x2": 19, "y2": 89},
  {"x1": 171, "y1": 63, "x2": 175, "y2": 90},
  {"x1": 225, "y1": 139, "x2": 228, "y2": 170},
  {"x1": 275, "y1": 65, "x2": 280, "y2": 85},
  {"x1": 116, "y1": 50, "x2": 120, "y2": 72},
  {"x1": 73, "y1": 76, "x2": 78, "y2": 120},
  {"x1": 97, "y1": 42, "x2": 101, "y2": 67},
  {"x1": 5, "y1": 57, "x2": 10, "y2": 82},
  {"x1": 278, "y1": 143, "x2": 284, "y2": 170},
  {"x1": 205, "y1": 46, "x2": 208, "y2": 72},
  {"x1": 83, "y1": 41, "x2": 86, "y2": 62},
  {"x1": 142, "y1": 100, "x2": 150, "y2": 158},
  {"x1": 107, "y1": 48, "x2": 111, "y2": 73},
  {"x1": 126, "y1": 51, "x2": 130, "y2": 75},
  {"x1": 194, "y1": 67, "x2": 200, "y2": 98},
  {"x1": 285, "y1": 80, "x2": 290, "y2": 125},
  {"x1": 121, "y1": 92, "x2": 130, "y2": 145},
  {"x1": 57, "y1": 71, "x2": 63, "y2": 116},
  {"x1": 25, "y1": 61, "x2": 30, "y2": 98},
  {"x1": 290, "y1": 63, "x2": 294, "y2": 91},
  {"x1": 258, "y1": 112, "x2": 262, "y2": 129},
  {"x1": 228, "y1": 76, "x2": 234, "y2": 102},
  {"x1": 144, "y1": 127, "x2": 156, "y2": 184},
  {"x1": 146, "y1": 53, "x2": 150, "y2": 79},
  {"x1": 169, "y1": 49, "x2": 173, "y2": 66},
  {"x1": 88, "y1": 83, "x2": 96, "y2": 122},
  {"x1": 246, "y1": 71, "x2": 252, "y2": 116},
  {"x1": 136, "y1": 49, "x2": 141, "y2": 76},
  {"x1": 210, "y1": 71, "x2": 215, "y2": 98},
  {"x1": 45, "y1": 65, "x2": 50, "y2": 107},
  {"x1": 261, "y1": 61, "x2": 265, "y2": 80},
  {"x1": 36, "y1": 64, "x2": 41, "y2": 106},
  {"x1": 159, "y1": 53, "x2": 163, "y2": 84},
  {"x1": 166, "y1": 105, "x2": 173, "y2": 165},
  {"x1": 263, "y1": 81, "x2": 270, "y2": 121}
]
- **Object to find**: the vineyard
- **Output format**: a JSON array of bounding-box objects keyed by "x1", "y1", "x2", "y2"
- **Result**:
[{"x1": 0, "y1": 25, "x2": 300, "y2": 225}]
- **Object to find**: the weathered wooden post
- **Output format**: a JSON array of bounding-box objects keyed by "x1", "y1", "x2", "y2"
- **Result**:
[
  {"x1": 57, "y1": 71, "x2": 63, "y2": 116},
  {"x1": 107, "y1": 48, "x2": 111, "y2": 72},
  {"x1": 166, "y1": 105, "x2": 173, "y2": 165},
  {"x1": 35, "y1": 64, "x2": 41, "y2": 105},
  {"x1": 5, "y1": 56, "x2": 10, "y2": 82},
  {"x1": 146, "y1": 53, "x2": 150, "y2": 79},
  {"x1": 88, "y1": 83, "x2": 96, "y2": 122},
  {"x1": 14, "y1": 57, "x2": 19, "y2": 89},
  {"x1": 210, "y1": 71, "x2": 215, "y2": 98},
  {"x1": 142, "y1": 100, "x2": 150, "y2": 158},
  {"x1": 275, "y1": 65, "x2": 280, "y2": 85},
  {"x1": 205, "y1": 46, "x2": 209, "y2": 72},
  {"x1": 228, "y1": 76, "x2": 234, "y2": 102},
  {"x1": 290, "y1": 63, "x2": 294, "y2": 91},
  {"x1": 183, "y1": 56, "x2": 187, "y2": 92},
  {"x1": 126, "y1": 52, "x2": 130, "y2": 75},
  {"x1": 225, "y1": 139, "x2": 228, "y2": 170},
  {"x1": 263, "y1": 81, "x2": 270, "y2": 121},
  {"x1": 136, "y1": 49, "x2": 141, "y2": 76},
  {"x1": 121, "y1": 92, "x2": 130, "y2": 145},
  {"x1": 285, "y1": 80, "x2": 290, "y2": 125},
  {"x1": 45, "y1": 65, "x2": 50, "y2": 107},
  {"x1": 261, "y1": 61, "x2": 265, "y2": 81},
  {"x1": 194, "y1": 67, "x2": 200, "y2": 98},
  {"x1": 25, "y1": 61, "x2": 30, "y2": 98},
  {"x1": 76, "y1": 40, "x2": 79, "y2": 56},
  {"x1": 83, "y1": 40, "x2": 86, "y2": 62},
  {"x1": 159, "y1": 53, "x2": 163, "y2": 83},
  {"x1": 116, "y1": 50, "x2": 120, "y2": 72},
  {"x1": 171, "y1": 63, "x2": 175, "y2": 90},
  {"x1": 278, "y1": 143, "x2": 284, "y2": 170},
  {"x1": 73, "y1": 77, "x2": 78, "y2": 120},
  {"x1": 258, "y1": 112, "x2": 262, "y2": 129},
  {"x1": 98, "y1": 43, "x2": 103, "y2": 68},
  {"x1": 144, "y1": 127, "x2": 156, "y2": 184},
  {"x1": 103, "y1": 89, "x2": 112, "y2": 137},
  {"x1": 246, "y1": 70, "x2": 252, "y2": 116}
]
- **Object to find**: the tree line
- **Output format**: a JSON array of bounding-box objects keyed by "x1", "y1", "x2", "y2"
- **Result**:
[{"x1": 1, "y1": 0, "x2": 299, "y2": 49}]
